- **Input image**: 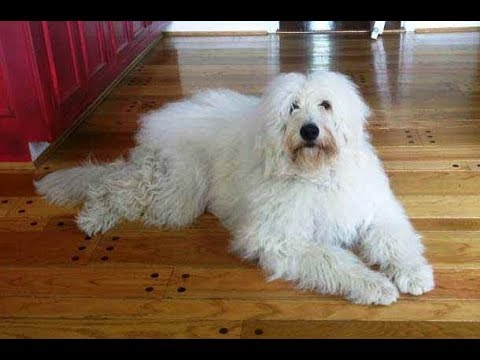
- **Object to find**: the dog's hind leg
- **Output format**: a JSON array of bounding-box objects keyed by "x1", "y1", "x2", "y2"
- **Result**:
[
  {"x1": 76, "y1": 199, "x2": 123, "y2": 236},
  {"x1": 74, "y1": 151, "x2": 160, "y2": 235},
  {"x1": 34, "y1": 160, "x2": 122, "y2": 206},
  {"x1": 142, "y1": 152, "x2": 210, "y2": 229},
  {"x1": 73, "y1": 164, "x2": 134, "y2": 236}
]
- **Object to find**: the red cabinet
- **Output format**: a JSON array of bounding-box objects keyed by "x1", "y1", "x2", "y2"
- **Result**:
[
  {"x1": 0, "y1": 21, "x2": 169, "y2": 163},
  {"x1": 78, "y1": 21, "x2": 110, "y2": 88}
]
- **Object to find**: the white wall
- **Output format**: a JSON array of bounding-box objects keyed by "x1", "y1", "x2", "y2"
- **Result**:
[
  {"x1": 168, "y1": 21, "x2": 480, "y2": 34},
  {"x1": 166, "y1": 21, "x2": 279, "y2": 33},
  {"x1": 404, "y1": 21, "x2": 480, "y2": 32}
]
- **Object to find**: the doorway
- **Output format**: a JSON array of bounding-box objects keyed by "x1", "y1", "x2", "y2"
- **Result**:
[{"x1": 278, "y1": 21, "x2": 403, "y2": 32}]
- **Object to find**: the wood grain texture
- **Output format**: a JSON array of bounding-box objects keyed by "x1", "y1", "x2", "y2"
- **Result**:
[
  {"x1": 0, "y1": 231, "x2": 98, "y2": 266},
  {"x1": 399, "y1": 195, "x2": 480, "y2": 219},
  {"x1": 1, "y1": 32, "x2": 480, "y2": 338},
  {"x1": 423, "y1": 231, "x2": 480, "y2": 267},
  {"x1": 163, "y1": 267, "x2": 480, "y2": 300},
  {"x1": 88, "y1": 231, "x2": 242, "y2": 267},
  {"x1": 0, "y1": 319, "x2": 241, "y2": 339},
  {"x1": 2, "y1": 298, "x2": 479, "y2": 322},
  {"x1": 0, "y1": 266, "x2": 173, "y2": 298},
  {"x1": 388, "y1": 172, "x2": 480, "y2": 195},
  {"x1": 241, "y1": 320, "x2": 480, "y2": 339}
]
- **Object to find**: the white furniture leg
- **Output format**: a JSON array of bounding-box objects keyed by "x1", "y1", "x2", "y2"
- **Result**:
[{"x1": 371, "y1": 21, "x2": 386, "y2": 40}]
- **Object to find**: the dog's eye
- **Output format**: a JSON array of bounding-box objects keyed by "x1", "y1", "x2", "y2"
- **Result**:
[
  {"x1": 290, "y1": 102, "x2": 300, "y2": 114},
  {"x1": 320, "y1": 101, "x2": 331, "y2": 110}
]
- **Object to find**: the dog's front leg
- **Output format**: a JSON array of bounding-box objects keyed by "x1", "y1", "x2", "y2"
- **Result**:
[
  {"x1": 234, "y1": 184, "x2": 398, "y2": 305},
  {"x1": 256, "y1": 243, "x2": 399, "y2": 305},
  {"x1": 359, "y1": 199, "x2": 434, "y2": 296}
]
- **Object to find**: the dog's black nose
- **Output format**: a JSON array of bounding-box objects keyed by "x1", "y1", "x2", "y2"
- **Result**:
[{"x1": 300, "y1": 123, "x2": 319, "y2": 141}]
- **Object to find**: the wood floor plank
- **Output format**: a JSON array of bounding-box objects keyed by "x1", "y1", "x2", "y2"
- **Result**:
[
  {"x1": 378, "y1": 146, "x2": 480, "y2": 163},
  {"x1": 241, "y1": 320, "x2": 480, "y2": 339},
  {"x1": 81, "y1": 113, "x2": 141, "y2": 134},
  {"x1": 384, "y1": 160, "x2": 477, "y2": 171},
  {"x1": 370, "y1": 129, "x2": 424, "y2": 147},
  {"x1": 389, "y1": 171, "x2": 480, "y2": 194},
  {"x1": 5, "y1": 197, "x2": 78, "y2": 218},
  {"x1": 0, "y1": 217, "x2": 50, "y2": 232},
  {"x1": 165, "y1": 267, "x2": 308, "y2": 300},
  {"x1": 0, "y1": 197, "x2": 21, "y2": 217},
  {"x1": 164, "y1": 267, "x2": 480, "y2": 300},
  {"x1": 0, "y1": 266, "x2": 172, "y2": 298},
  {"x1": 1, "y1": 298, "x2": 478, "y2": 323},
  {"x1": 423, "y1": 231, "x2": 480, "y2": 267},
  {"x1": 0, "y1": 319, "x2": 241, "y2": 339},
  {"x1": 88, "y1": 230, "x2": 243, "y2": 267},
  {"x1": 0, "y1": 231, "x2": 100, "y2": 266},
  {"x1": 418, "y1": 127, "x2": 480, "y2": 146},
  {"x1": 400, "y1": 195, "x2": 480, "y2": 219},
  {"x1": 0, "y1": 174, "x2": 37, "y2": 196},
  {"x1": 412, "y1": 218, "x2": 480, "y2": 231}
]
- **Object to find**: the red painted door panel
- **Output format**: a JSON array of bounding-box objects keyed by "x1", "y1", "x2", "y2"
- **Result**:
[
  {"x1": 41, "y1": 21, "x2": 87, "y2": 130},
  {"x1": 127, "y1": 21, "x2": 149, "y2": 50},
  {"x1": 77, "y1": 21, "x2": 114, "y2": 100},
  {"x1": 0, "y1": 66, "x2": 13, "y2": 117},
  {"x1": 42, "y1": 22, "x2": 85, "y2": 103},
  {"x1": 109, "y1": 21, "x2": 130, "y2": 57},
  {"x1": 0, "y1": 52, "x2": 23, "y2": 161},
  {"x1": 77, "y1": 21, "x2": 108, "y2": 80},
  {"x1": 131, "y1": 21, "x2": 146, "y2": 40}
]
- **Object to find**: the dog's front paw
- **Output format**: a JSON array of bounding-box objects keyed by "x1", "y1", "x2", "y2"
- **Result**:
[
  {"x1": 388, "y1": 264, "x2": 435, "y2": 296},
  {"x1": 347, "y1": 274, "x2": 399, "y2": 306}
]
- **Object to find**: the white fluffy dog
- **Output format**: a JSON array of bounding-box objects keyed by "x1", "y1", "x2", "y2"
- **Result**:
[{"x1": 35, "y1": 71, "x2": 434, "y2": 305}]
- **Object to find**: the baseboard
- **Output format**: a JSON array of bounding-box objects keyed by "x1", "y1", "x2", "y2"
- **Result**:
[
  {"x1": 33, "y1": 33, "x2": 165, "y2": 168},
  {"x1": 0, "y1": 162, "x2": 36, "y2": 170},
  {"x1": 277, "y1": 29, "x2": 406, "y2": 34},
  {"x1": 164, "y1": 31, "x2": 268, "y2": 37},
  {"x1": 277, "y1": 30, "x2": 371, "y2": 34},
  {"x1": 415, "y1": 26, "x2": 480, "y2": 33}
]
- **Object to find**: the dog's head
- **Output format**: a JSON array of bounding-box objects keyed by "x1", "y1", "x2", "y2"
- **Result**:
[{"x1": 255, "y1": 71, "x2": 370, "y2": 177}]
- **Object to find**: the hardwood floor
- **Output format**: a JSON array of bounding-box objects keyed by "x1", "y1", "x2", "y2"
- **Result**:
[{"x1": 1, "y1": 32, "x2": 480, "y2": 339}]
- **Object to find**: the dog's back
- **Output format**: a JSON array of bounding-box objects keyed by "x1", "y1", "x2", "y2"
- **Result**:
[{"x1": 135, "y1": 89, "x2": 260, "y2": 149}]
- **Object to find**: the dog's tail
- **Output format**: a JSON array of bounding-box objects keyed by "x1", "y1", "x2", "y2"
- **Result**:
[{"x1": 34, "y1": 161, "x2": 118, "y2": 206}]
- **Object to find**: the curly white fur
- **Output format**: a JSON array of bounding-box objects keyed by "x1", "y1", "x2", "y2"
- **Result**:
[{"x1": 35, "y1": 71, "x2": 434, "y2": 305}]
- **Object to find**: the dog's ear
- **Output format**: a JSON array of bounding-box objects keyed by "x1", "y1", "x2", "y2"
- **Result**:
[
  {"x1": 254, "y1": 73, "x2": 306, "y2": 176},
  {"x1": 260, "y1": 73, "x2": 306, "y2": 123},
  {"x1": 254, "y1": 133, "x2": 275, "y2": 176}
]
